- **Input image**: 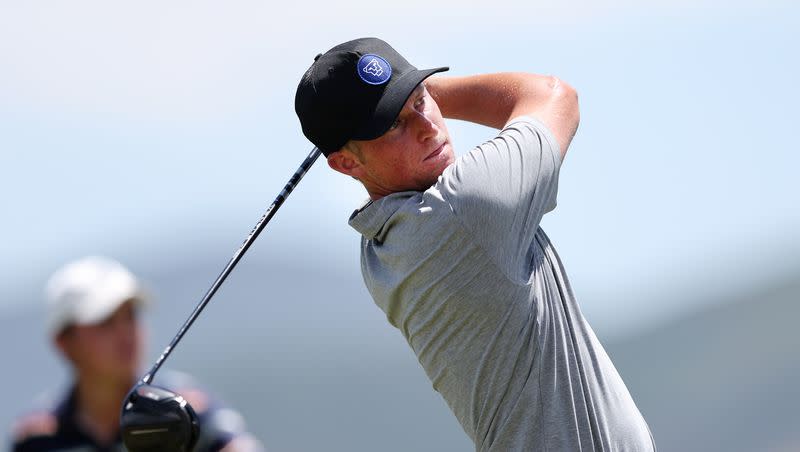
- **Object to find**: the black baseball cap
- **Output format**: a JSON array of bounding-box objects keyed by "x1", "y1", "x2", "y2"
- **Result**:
[{"x1": 295, "y1": 37, "x2": 448, "y2": 156}]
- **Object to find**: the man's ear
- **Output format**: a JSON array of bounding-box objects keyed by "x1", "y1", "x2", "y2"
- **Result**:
[
  {"x1": 327, "y1": 151, "x2": 363, "y2": 179},
  {"x1": 54, "y1": 331, "x2": 74, "y2": 362}
]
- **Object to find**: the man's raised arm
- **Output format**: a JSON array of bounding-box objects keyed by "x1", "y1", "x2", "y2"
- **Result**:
[{"x1": 426, "y1": 73, "x2": 580, "y2": 159}]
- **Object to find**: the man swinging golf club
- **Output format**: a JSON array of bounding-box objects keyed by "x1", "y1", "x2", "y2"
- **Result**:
[{"x1": 294, "y1": 37, "x2": 657, "y2": 451}]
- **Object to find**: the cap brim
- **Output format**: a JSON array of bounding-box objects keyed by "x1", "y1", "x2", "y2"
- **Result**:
[
  {"x1": 50, "y1": 292, "x2": 149, "y2": 336},
  {"x1": 73, "y1": 290, "x2": 149, "y2": 327},
  {"x1": 352, "y1": 66, "x2": 449, "y2": 141}
]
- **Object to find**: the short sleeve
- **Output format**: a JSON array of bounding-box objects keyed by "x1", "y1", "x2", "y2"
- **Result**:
[{"x1": 438, "y1": 116, "x2": 562, "y2": 281}]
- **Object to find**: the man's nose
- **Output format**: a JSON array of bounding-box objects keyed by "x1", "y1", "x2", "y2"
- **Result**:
[{"x1": 414, "y1": 112, "x2": 437, "y2": 142}]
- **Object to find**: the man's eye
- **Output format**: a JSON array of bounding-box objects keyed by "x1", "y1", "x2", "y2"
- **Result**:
[
  {"x1": 389, "y1": 119, "x2": 401, "y2": 130},
  {"x1": 415, "y1": 96, "x2": 426, "y2": 109}
]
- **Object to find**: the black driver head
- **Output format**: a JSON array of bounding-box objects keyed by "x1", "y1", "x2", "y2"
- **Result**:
[{"x1": 120, "y1": 384, "x2": 199, "y2": 452}]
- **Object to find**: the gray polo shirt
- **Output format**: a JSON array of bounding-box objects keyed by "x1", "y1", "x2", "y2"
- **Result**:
[{"x1": 349, "y1": 117, "x2": 656, "y2": 451}]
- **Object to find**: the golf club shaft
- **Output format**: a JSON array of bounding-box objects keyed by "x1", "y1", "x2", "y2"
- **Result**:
[{"x1": 141, "y1": 147, "x2": 323, "y2": 385}]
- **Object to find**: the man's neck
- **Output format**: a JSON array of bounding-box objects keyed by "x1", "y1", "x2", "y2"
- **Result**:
[{"x1": 74, "y1": 374, "x2": 133, "y2": 446}]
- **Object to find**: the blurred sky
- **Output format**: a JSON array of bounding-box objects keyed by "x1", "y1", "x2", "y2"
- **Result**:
[{"x1": 1, "y1": 0, "x2": 798, "y2": 338}]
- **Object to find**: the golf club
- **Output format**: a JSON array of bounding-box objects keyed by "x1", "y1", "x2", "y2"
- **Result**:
[{"x1": 121, "y1": 146, "x2": 322, "y2": 452}]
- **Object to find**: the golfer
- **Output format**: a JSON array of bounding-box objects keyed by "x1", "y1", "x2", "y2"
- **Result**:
[
  {"x1": 295, "y1": 38, "x2": 656, "y2": 451},
  {"x1": 10, "y1": 256, "x2": 263, "y2": 452}
]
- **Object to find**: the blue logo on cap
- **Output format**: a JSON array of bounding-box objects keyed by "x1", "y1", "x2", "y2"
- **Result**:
[{"x1": 357, "y1": 54, "x2": 392, "y2": 85}]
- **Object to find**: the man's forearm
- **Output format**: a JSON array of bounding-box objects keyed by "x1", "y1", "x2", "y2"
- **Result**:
[{"x1": 426, "y1": 73, "x2": 579, "y2": 154}]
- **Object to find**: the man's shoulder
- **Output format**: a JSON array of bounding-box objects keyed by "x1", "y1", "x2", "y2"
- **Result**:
[
  {"x1": 437, "y1": 115, "x2": 561, "y2": 208},
  {"x1": 10, "y1": 408, "x2": 60, "y2": 449},
  {"x1": 158, "y1": 370, "x2": 257, "y2": 450},
  {"x1": 9, "y1": 387, "x2": 73, "y2": 448},
  {"x1": 349, "y1": 190, "x2": 457, "y2": 241},
  {"x1": 381, "y1": 189, "x2": 457, "y2": 228},
  {"x1": 444, "y1": 115, "x2": 559, "y2": 174}
]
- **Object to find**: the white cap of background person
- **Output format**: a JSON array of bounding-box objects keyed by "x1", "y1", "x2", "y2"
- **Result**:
[{"x1": 45, "y1": 256, "x2": 148, "y2": 336}]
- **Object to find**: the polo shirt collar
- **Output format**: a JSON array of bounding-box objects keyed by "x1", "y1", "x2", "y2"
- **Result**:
[{"x1": 348, "y1": 192, "x2": 416, "y2": 240}]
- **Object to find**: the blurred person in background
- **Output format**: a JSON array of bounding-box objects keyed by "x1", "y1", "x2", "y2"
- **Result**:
[{"x1": 9, "y1": 256, "x2": 264, "y2": 452}]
